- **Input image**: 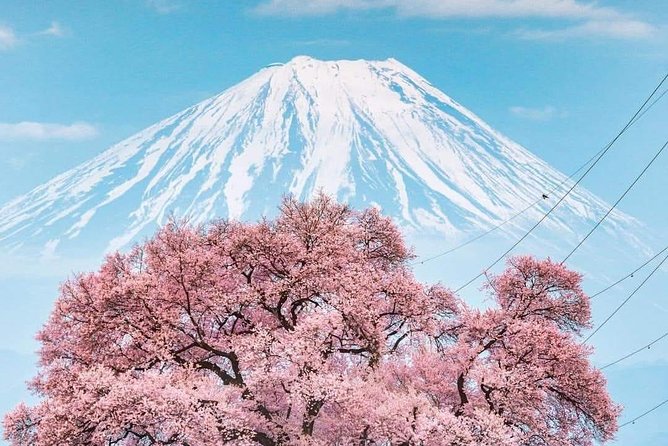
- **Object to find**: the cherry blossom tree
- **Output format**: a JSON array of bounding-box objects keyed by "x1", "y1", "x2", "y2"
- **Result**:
[{"x1": 4, "y1": 195, "x2": 619, "y2": 445}]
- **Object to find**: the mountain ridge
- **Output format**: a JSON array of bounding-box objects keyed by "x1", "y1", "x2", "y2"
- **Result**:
[{"x1": 0, "y1": 55, "x2": 638, "y2": 259}]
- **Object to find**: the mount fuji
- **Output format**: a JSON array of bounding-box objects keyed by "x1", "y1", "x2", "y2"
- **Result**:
[{"x1": 0, "y1": 56, "x2": 640, "y2": 261}]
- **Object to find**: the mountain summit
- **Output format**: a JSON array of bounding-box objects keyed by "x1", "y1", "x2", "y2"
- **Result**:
[{"x1": 0, "y1": 56, "x2": 636, "y2": 257}]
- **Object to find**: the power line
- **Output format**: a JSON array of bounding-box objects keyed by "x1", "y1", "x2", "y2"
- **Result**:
[
  {"x1": 453, "y1": 72, "x2": 668, "y2": 293},
  {"x1": 619, "y1": 397, "x2": 668, "y2": 428},
  {"x1": 600, "y1": 329, "x2": 668, "y2": 370},
  {"x1": 635, "y1": 87, "x2": 668, "y2": 123},
  {"x1": 583, "y1": 251, "x2": 668, "y2": 344},
  {"x1": 413, "y1": 84, "x2": 668, "y2": 268},
  {"x1": 561, "y1": 85, "x2": 668, "y2": 434},
  {"x1": 562, "y1": 139, "x2": 668, "y2": 264},
  {"x1": 590, "y1": 245, "x2": 668, "y2": 300},
  {"x1": 412, "y1": 149, "x2": 601, "y2": 266},
  {"x1": 413, "y1": 181, "x2": 578, "y2": 267}
]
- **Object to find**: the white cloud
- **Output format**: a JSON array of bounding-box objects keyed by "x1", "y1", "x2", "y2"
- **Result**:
[
  {"x1": 254, "y1": 0, "x2": 656, "y2": 40},
  {"x1": 0, "y1": 25, "x2": 18, "y2": 50},
  {"x1": 0, "y1": 122, "x2": 99, "y2": 141},
  {"x1": 7, "y1": 156, "x2": 30, "y2": 171},
  {"x1": 146, "y1": 0, "x2": 182, "y2": 14},
  {"x1": 515, "y1": 19, "x2": 657, "y2": 41},
  {"x1": 255, "y1": 0, "x2": 382, "y2": 15},
  {"x1": 0, "y1": 21, "x2": 68, "y2": 50},
  {"x1": 292, "y1": 38, "x2": 351, "y2": 46},
  {"x1": 509, "y1": 105, "x2": 566, "y2": 121},
  {"x1": 40, "y1": 239, "x2": 61, "y2": 262},
  {"x1": 392, "y1": 0, "x2": 619, "y2": 19},
  {"x1": 37, "y1": 21, "x2": 67, "y2": 38},
  {"x1": 255, "y1": 0, "x2": 619, "y2": 18}
]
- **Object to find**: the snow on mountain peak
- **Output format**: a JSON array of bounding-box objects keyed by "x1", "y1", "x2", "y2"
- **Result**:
[{"x1": 0, "y1": 56, "x2": 637, "y2": 259}]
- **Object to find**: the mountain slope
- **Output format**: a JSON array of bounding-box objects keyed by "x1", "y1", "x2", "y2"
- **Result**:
[{"x1": 0, "y1": 56, "x2": 638, "y2": 258}]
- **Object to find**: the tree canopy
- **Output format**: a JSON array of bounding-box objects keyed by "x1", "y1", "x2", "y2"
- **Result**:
[{"x1": 4, "y1": 195, "x2": 619, "y2": 445}]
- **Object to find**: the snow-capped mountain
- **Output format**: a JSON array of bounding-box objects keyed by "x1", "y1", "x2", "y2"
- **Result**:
[{"x1": 0, "y1": 56, "x2": 638, "y2": 258}]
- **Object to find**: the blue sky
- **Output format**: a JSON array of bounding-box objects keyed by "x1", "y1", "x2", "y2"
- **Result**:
[
  {"x1": 1, "y1": 0, "x2": 667, "y2": 444},
  {"x1": 1, "y1": 0, "x2": 666, "y2": 231}
]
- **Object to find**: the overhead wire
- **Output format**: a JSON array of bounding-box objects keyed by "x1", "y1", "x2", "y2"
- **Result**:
[
  {"x1": 413, "y1": 84, "x2": 668, "y2": 268},
  {"x1": 619, "y1": 397, "x2": 668, "y2": 428},
  {"x1": 413, "y1": 80, "x2": 668, "y2": 438},
  {"x1": 578, "y1": 87, "x2": 668, "y2": 431},
  {"x1": 589, "y1": 244, "x2": 668, "y2": 300},
  {"x1": 600, "y1": 329, "x2": 668, "y2": 370},
  {"x1": 452, "y1": 72, "x2": 668, "y2": 293},
  {"x1": 632, "y1": 86, "x2": 668, "y2": 123},
  {"x1": 412, "y1": 81, "x2": 668, "y2": 433},
  {"x1": 577, "y1": 87, "x2": 668, "y2": 430},
  {"x1": 583, "y1": 251, "x2": 668, "y2": 344},
  {"x1": 412, "y1": 148, "x2": 602, "y2": 266},
  {"x1": 561, "y1": 139, "x2": 668, "y2": 264}
]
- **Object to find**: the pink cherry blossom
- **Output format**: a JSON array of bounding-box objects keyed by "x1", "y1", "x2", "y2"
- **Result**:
[{"x1": 4, "y1": 194, "x2": 619, "y2": 445}]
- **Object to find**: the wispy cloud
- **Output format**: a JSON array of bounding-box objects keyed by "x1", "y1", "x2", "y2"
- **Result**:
[
  {"x1": 254, "y1": 0, "x2": 612, "y2": 17},
  {"x1": 254, "y1": 0, "x2": 657, "y2": 40},
  {"x1": 0, "y1": 122, "x2": 99, "y2": 141},
  {"x1": 7, "y1": 155, "x2": 30, "y2": 171},
  {"x1": 0, "y1": 25, "x2": 19, "y2": 50},
  {"x1": 515, "y1": 19, "x2": 657, "y2": 41},
  {"x1": 0, "y1": 21, "x2": 69, "y2": 50},
  {"x1": 391, "y1": 0, "x2": 620, "y2": 19},
  {"x1": 291, "y1": 38, "x2": 351, "y2": 46},
  {"x1": 509, "y1": 105, "x2": 566, "y2": 121},
  {"x1": 427, "y1": 25, "x2": 492, "y2": 36},
  {"x1": 146, "y1": 0, "x2": 183, "y2": 14},
  {"x1": 36, "y1": 21, "x2": 68, "y2": 38},
  {"x1": 255, "y1": 0, "x2": 380, "y2": 16}
]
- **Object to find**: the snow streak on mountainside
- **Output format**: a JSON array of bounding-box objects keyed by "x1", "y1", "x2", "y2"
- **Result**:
[{"x1": 0, "y1": 56, "x2": 638, "y2": 257}]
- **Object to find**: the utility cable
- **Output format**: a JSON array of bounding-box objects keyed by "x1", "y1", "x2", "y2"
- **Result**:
[
  {"x1": 413, "y1": 84, "x2": 668, "y2": 268},
  {"x1": 589, "y1": 245, "x2": 668, "y2": 300},
  {"x1": 600, "y1": 329, "x2": 668, "y2": 370},
  {"x1": 634, "y1": 87, "x2": 668, "y2": 123},
  {"x1": 412, "y1": 151, "x2": 599, "y2": 266},
  {"x1": 453, "y1": 73, "x2": 668, "y2": 293},
  {"x1": 562, "y1": 139, "x2": 668, "y2": 263},
  {"x1": 583, "y1": 251, "x2": 668, "y2": 343},
  {"x1": 619, "y1": 397, "x2": 668, "y2": 428}
]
